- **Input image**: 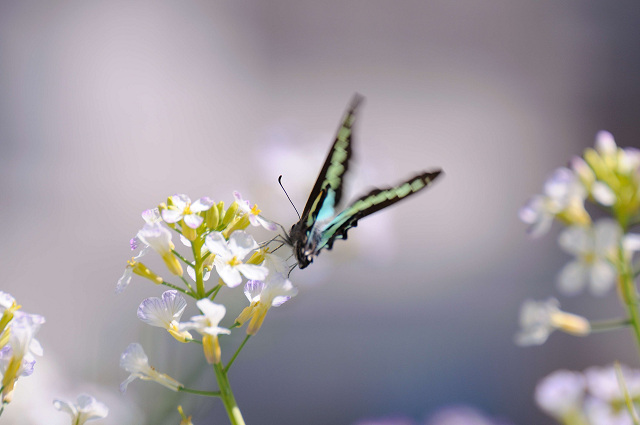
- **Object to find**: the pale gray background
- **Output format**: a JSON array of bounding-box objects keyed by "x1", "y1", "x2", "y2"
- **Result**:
[{"x1": 2, "y1": 1, "x2": 640, "y2": 424}]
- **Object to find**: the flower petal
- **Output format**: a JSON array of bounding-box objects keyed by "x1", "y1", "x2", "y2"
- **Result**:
[
  {"x1": 227, "y1": 231, "x2": 258, "y2": 259},
  {"x1": 183, "y1": 214, "x2": 204, "y2": 229},
  {"x1": 161, "y1": 209, "x2": 184, "y2": 224},
  {"x1": 237, "y1": 263, "x2": 268, "y2": 281},
  {"x1": 205, "y1": 232, "x2": 229, "y2": 257},
  {"x1": 589, "y1": 260, "x2": 616, "y2": 296},
  {"x1": 557, "y1": 261, "x2": 588, "y2": 296},
  {"x1": 191, "y1": 197, "x2": 215, "y2": 212}
]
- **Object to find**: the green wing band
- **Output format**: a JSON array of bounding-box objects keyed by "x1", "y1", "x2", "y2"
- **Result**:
[
  {"x1": 300, "y1": 94, "x2": 363, "y2": 222},
  {"x1": 320, "y1": 170, "x2": 443, "y2": 250}
]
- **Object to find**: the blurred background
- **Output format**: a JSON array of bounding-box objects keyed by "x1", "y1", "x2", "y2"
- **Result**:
[{"x1": 2, "y1": 1, "x2": 640, "y2": 424}]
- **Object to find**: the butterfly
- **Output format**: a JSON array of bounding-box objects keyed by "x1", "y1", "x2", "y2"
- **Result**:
[{"x1": 284, "y1": 94, "x2": 443, "y2": 269}]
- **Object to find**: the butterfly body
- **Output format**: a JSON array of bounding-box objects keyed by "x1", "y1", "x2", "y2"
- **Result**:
[{"x1": 285, "y1": 95, "x2": 442, "y2": 269}]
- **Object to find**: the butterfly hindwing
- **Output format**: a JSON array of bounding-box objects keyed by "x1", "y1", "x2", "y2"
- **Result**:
[{"x1": 319, "y1": 170, "x2": 442, "y2": 250}]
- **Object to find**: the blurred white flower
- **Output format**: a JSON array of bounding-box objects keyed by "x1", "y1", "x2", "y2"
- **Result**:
[
  {"x1": 353, "y1": 418, "x2": 414, "y2": 425},
  {"x1": 53, "y1": 394, "x2": 108, "y2": 424},
  {"x1": 515, "y1": 298, "x2": 590, "y2": 346},
  {"x1": 571, "y1": 156, "x2": 616, "y2": 206},
  {"x1": 137, "y1": 290, "x2": 191, "y2": 343},
  {"x1": 584, "y1": 397, "x2": 634, "y2": 425},
  {"x1": 519, "y1": 167, "x2": 588, "y2": 237},
  {"x1": 586, "y1": 364, "x2": 640, "y2": 402},
  {"x1": 557, "y1": 219, "x2": 621, "y2": 296},
  {"x1": 425, "y1": 406, "x2": 511, "y2": 425},
  {"x1": 205, "y1": 231, "x2": 267, "y2": 288},
  {"x1": 535, "y1": 369, "x2": 586, "y2": 420},
  {"x1": 119, "y1": 343, "x2": 182, "y2": 393}
]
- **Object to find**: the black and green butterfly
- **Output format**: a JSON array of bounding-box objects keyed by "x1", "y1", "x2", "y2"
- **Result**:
[{"x1": 284, "y1": 94, "x2": 443, "y2": 269}]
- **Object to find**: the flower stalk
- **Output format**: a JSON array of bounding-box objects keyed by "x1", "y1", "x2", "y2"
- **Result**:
[
  {"x1": 617, "y1": 242, "x2": 640, "y2": 359},
  {"x1": 214, "y1": 363, "x2": 245, "y2": 425}
]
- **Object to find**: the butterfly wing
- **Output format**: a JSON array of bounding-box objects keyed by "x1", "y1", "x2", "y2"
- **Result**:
[
  {"x1": 318, "y1": 170, "x2": 443, "y2": 251},
  {"x1": 299, "y1": 94, "x2": 363, "y2": 229}
]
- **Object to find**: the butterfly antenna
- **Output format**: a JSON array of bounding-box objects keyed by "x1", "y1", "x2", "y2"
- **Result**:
[{"x1": 278, "y1": 175, "x2": 300, "y2": 219}]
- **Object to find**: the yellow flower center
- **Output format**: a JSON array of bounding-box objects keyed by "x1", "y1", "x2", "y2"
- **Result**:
[
  {"x1": 582, "y1": 252, "x2": 596, "y2": 265},
  {"x1": 250, "y1": 204, "x2": 261, "y2": 215},
  {"x1": 227, "y1": 256, "x2": 242, "y2": 267}
]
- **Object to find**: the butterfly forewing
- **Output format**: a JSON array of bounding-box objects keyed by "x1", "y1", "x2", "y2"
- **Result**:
[{"x1": 300, "y1": 94, "x2": 363, "y2": 226}]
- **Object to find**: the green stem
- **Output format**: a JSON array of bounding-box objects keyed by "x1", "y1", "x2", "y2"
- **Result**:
[
  {"x1": 213, "y1": 363, "x2": 245, "y2": 425},
  {"x1": 590, "y1": 318, "x2": 632, "y2": 333},
  {"x1": 615, "y1": 361, "x2": 640, "y2": 425},
  {"x1": 208, "y1": 283, "x2": 223, "y2": 300},
  {"x1": 172, "y1": 250, "x2": 194, "y2": 267},
  {"x1": 224, "y1": 335, "x2": 251, "y2": 373},
  {"x1": 178, "y1": 276, "x2": 195, "y2": 295},
  {"x1": 192, "y1": 238, "x2": 206, "y2": 298},
  {"x1": 185, "y1": 338, "x2": 203, "y2": 345},
  {"x1": 617, "y1": 242, "x2": 640, "y2": 360},
  {"x1": 178, "y1": 387, "x2": 221, "y2": 397},
  {"x1": 160, "y1": 281, "x2": 191, "y2": 296}
]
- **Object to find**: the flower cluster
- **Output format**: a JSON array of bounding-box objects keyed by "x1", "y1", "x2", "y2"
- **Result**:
[
  {"x1": 536, "y1": 365, "x2": 640, "y2": 425},
  {"x1": 517, "y1": 132, "x2": 640, "y2": 347},
  {"x1": 0, "y1": 291, "x2": 44, "y2": 412},
  {"x1": 117, "y1": 192, "x2": 296, "y2": 423},
  {"x1": 519, "y1": 132, "x2": 640, "y2": 424}
]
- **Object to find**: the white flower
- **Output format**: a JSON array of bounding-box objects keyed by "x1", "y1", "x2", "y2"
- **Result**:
[
  {"x1": 535, "y1": 370, "x2": 586, "y2": 419},
  {"x1": 263, "y1": 249, "x2": 291, "y2": 276},
  {"x1": 179, "y1": 299, "x2": 230, "y2": 338},
  {"x1": 236, "y1": 274, "x2": 297, "y2": 335},
  {"x1": 53, "y1": 394, "x2": 108, "y2": 424},
  {"x1": 425, "y1": 406, "x2": 506, "y2": 425},
  {"x1": 205, "y1": 231, "x2": 268, "y2": 288},
  {"x1": 0, "y1": 312, "x2": 45, "y2": 403},
  {"x1": 162, "y1": 194, "x2": 214, "y2": 229},
  {"x1": 137, "y1": 222, "x2": 183, "y2": 276},
  {"x1": 585, "y1": 364, "x2": 640, "y2": 402},
  {"x1": 557, "y1": 219, "x2": 621, "y2": 296},
  {"x1": 119, "y1": 343, "x2": 182, "y2": 393},
  {"x1": 0, "y1": 292, "x2": 16, "y2": 312},
  {"x1": 519, "y1": 167, "x2": 588, "y2": 237},
  {"x1": 515, "y1": 298, "x2": 589, "y2": 346},
  {"x1": 137, "y1": 291, "x2": 191, "y2": 342},
  {"x1": 179, "y1": 299, "x2": 230, "y2": 364},
  {"x1": 116, "y1": 246, "x2": 151, "y2": 294},
  {"x1": 595, "y1": 131, "x2": 640, "y2": 174},
  {"x1": 233, "y1": 191, "x2": 278, "y2": 231},
  {"x1": 129, "y1": 208, "x2": 162, "y2": 250}
]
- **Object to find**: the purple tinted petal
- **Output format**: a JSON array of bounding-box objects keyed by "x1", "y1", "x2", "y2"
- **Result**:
[{"x1": 244, "y1": 280, "x2": 266, "y2": 302}]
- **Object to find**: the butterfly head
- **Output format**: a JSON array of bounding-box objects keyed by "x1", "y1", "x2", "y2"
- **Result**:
[{"x1": 289, "y1": 223, "x2": 317, "y2": 269}]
